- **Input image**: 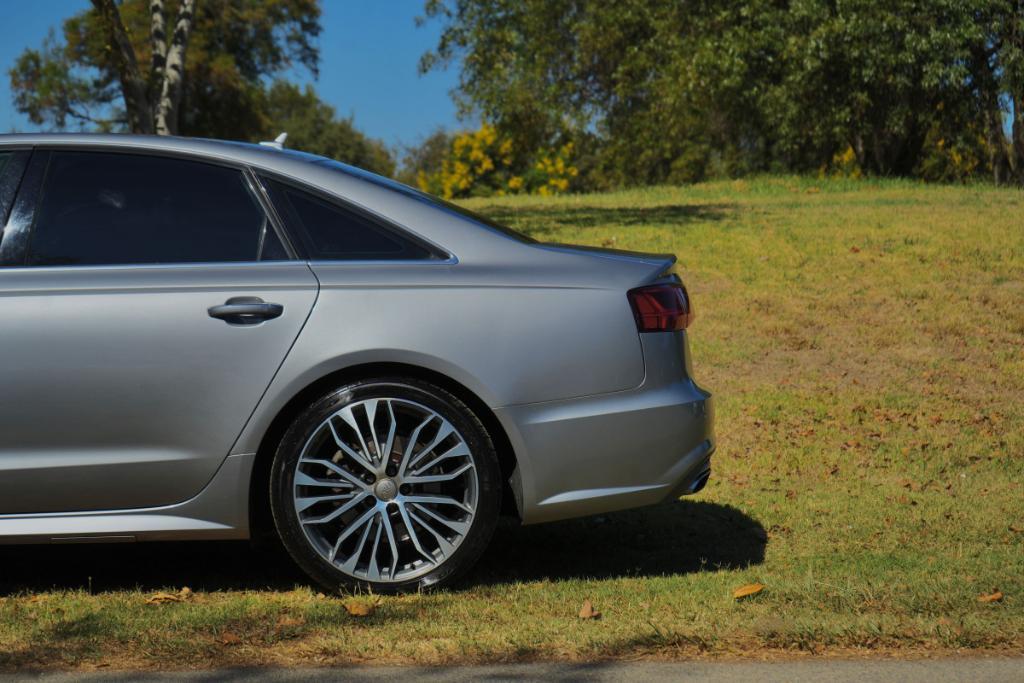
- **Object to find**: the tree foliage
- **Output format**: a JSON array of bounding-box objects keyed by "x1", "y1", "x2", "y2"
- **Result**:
[
  {"x1": 11, "y1": 0, "x2": 321, "y2": 139},
  {"x1": 421, "y1": 0, "x2": 1024, "y2": 185},
  {"x1": 261, "y1": 81, "x2": 395, "y2": 176},
  {"x1": 9, "y1": 0, "x2": 397, "y2": 174}
]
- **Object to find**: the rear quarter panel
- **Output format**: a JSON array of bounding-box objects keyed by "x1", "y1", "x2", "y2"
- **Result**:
[{"x1": 231, "y1": 261, "x2": 645, "y2": 454}]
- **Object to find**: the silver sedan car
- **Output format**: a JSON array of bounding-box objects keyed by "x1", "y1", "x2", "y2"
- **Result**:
[{"x1": 0, "y1": 134, "x2": 713, "y2": 592}]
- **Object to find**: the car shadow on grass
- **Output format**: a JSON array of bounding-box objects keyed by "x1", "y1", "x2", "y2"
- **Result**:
[
  {"x1": 475, "y1": 203, "x2": 735, "y2": 241},
  {"x1": 0, "y1": 538, "x2": 308, "y2": 594},
  {"x1": 467, "y1": 500, "x2": 766, "y2": 586},
  {"x1": 0, "y1": 500, "x2": 764, "y2": 594}
]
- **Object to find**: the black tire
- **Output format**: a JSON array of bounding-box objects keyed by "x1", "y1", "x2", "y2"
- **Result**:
[{"x1": 270, "y1": 376, "x2": 501, "y2": 593}]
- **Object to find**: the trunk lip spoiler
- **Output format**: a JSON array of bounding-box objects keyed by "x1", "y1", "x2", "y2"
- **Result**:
[{"x1": 537, "y1": 242, "x2": 677, "y2": 265}]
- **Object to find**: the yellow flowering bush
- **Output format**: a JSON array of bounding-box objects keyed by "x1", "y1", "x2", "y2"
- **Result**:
[
  {"x1": 822, "y1": 145, "x2": 862, "y2": 179},
  {"x1": 916, "y1": 126, "x2": 988, "y2": 183},
  {"x1": 417, "y1": 125, "x2": 578, "y2": 199},
  {"x1": 531, "y1": 142, "x2": 579, "y2": 196}
]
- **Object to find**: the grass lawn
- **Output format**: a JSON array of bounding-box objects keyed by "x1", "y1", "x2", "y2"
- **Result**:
[{"x1": 1, "y1": 176, "x2": 1022, "y2": 670}]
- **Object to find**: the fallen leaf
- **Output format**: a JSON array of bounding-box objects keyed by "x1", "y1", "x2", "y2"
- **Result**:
[
  {"x1": 218, "y1": 631, "x2": 242, "y2": 645},
  {"x1": 578, "y1": 599, "x2": 601, "y2": 620},
  {"x1": 978, "y1": 591, "x2": 1003, "y2": 604},
  {"x1": 850, "y1": 246, "x2": 861, "y2": 253},
  {"x1": 733, "y1": 583, "x2": 765, "y2": 600},
  {"x1": 344, "y1": 599, "x2": 376, "y2": 617},
  {"x1": 145, "y1": 592, "x2": 183, "y2": 605}
]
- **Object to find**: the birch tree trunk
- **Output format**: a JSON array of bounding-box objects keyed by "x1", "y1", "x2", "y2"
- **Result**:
[
  {"x1": 155, "y1": 0, "x2": 196, "y2": 135},
  {"x1": 91, "y1": 0, "x2": 197, "y2": 135},
  {"x1": 150, "y1": 0, "x2": 168, "y2": 90}
]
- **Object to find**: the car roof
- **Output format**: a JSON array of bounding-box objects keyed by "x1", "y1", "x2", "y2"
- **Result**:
[
  {"x1": 0, "y1": 133, "x2": 543, "y2": 262},
  {"x1": 0, "y1": 132, "x2": 372, "y2": 182}
]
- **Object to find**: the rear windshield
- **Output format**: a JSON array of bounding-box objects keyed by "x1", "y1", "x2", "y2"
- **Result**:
[{"x1": 270, "y1": 147, "x2": 538, "y2": 244}]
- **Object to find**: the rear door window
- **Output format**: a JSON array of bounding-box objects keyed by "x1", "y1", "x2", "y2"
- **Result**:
[
  {"x1": 28, "y1": 151, "x2": 287, "y2": 267},
  {"x1": 262, "y1": 177, "x2": 436, "y2": 261}
]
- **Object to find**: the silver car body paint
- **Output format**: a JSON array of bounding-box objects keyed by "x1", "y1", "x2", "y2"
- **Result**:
[{"x1": 0, "y1": 134, "x2": 713, "y2": 542}]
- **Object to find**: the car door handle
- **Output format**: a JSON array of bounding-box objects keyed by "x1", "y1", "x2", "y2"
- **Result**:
[{"x1": 208, "y1": 297, "x2": 284, "y2": 325}]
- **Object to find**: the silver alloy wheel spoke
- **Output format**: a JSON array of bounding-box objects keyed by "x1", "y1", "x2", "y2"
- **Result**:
[
  {"x1": 404, "y1": 462, "x2": 474, "y2": 485},
  {"x1": 403, "y1": 493, "x2": 473, "y2": 514},
  {"x1": 295, "y1": 492, "x2": 357, "y2": 513},
  {"x1": 397, "y1": 415, "x2": 435, "y2": 478},
  {"x1": 405, "y1": 422, "x2": 456, "y2": 473},
  {"x1": 410, "y1": 442, "x2": 472, "y2": 477},
  {"x1": 327, "y1": 420, "x2": 377, "y2": 476},
  {"x1": 364, "y1": 399, "x2": 384, "y2": 466},
  {"x1": 380, "y1": 508, "x2": 401, "y2": 578},
  {"x1": 406, "y1": 507, "x2": 457, "y2": 556},
  {"x1": 302, "y1": 491, "x2": 369, "y2": 525},
  {"x1": 410, "y1": 501, "x2": 471, "y2": 535},
  {"x1": 381, "y1": 401, "x2": 398, "y2": 468},
  {"x1": 337, "y1": 406, "x2": 376, "y2": 469},
  {"x1": 339, "y1": 513, "x2": 376, "y2": 573},
  {"x1": 398, "y1": 502, "x2": 436, "y2": 565},
  {"x1": 330, "y1": 505, "x2": 378, "y2": 562},
  {"x1": 298, "y1": 458, "x2": 370, "y2": 491},
  {"x1": 366, "y1": 516, "x2": 384, "y2": 580},
  {"x1": 294, "y1": 397, "x2": 479, "y2": 583},
  {"x1": 294, "y1": 471, "x2": 356, "y2": 489}
]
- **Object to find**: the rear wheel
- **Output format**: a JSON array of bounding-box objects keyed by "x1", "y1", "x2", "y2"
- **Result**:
[{"x1": 270, "y1": 377, "x2": 500, "y2": 593}]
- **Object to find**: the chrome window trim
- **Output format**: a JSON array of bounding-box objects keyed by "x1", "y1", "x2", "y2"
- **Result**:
[
  {"x1": 305, "y1": 256, "x2": 459, "y2": 267},
  {"x1": 0, "y1": 259, "x2": 308, "y2": 275},
  {"x1": 242, "y1": 166, "x2": 300, "y2": 260}
]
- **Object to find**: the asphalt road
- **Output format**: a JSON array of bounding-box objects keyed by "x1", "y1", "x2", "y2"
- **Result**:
[{"x1": 4, "y1": 658, "x2": 1023, "y2": 682}]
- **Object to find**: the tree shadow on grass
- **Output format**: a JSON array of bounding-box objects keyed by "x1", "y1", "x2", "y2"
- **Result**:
[
  {"x1": 0, "y1": 500, "x2": 763, "y2": 594},
  {"x1": 467, "y1": 500, "x2": 766, "y2": 586},
  {"x1": 475, "y1": 203, "x2": 735, "y2": 241}
]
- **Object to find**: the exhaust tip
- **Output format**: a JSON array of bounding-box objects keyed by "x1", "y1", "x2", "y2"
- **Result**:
[{"x1": 687, "y1": 469, "x2": 711, "y2": 495}]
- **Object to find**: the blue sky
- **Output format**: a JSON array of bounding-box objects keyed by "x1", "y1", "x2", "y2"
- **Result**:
[{"x1": 0, "y1": 0, "x2": 464, "y2": 148}]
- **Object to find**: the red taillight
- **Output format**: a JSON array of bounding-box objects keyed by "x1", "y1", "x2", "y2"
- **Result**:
[{"x1": 627, "y1": 283, "x2": 694, "y2": 332}]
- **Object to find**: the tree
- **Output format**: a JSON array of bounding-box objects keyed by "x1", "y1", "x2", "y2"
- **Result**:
[
  {"x1": 420, "y1": 0, "x2": 1022, "y2": 185},
  {"x1": 10, "y1": 0, "x2": 320, "y2": 138},
  {"x1": 261, "y1": 81, "x2": 396, "y2": 176},
  {"x1": 89, "y1": 0, "x2": 196, "y2": 134}
]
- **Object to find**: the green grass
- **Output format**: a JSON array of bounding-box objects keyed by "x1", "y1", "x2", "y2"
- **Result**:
[{"x1": 1, "y1": 175, "x2": 1022, "y2": 670}]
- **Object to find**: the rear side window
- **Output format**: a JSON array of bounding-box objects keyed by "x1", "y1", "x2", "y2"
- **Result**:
[
  {"x1": 28, "y1": 151, "x2": 287, "y2": 267},
  {"x1": 263, "y1": 178, "x2": 435, "y2": 261}
]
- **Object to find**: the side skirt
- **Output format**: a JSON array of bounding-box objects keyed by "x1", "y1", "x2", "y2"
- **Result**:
[{"x1": 0, "y1": 453, "x2": 255, "y2": 544}]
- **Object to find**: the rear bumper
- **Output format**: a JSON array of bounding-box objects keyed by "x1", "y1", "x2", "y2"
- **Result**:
[{"x1": 495, "y1": 331, "x2": 714, "y2": 524}]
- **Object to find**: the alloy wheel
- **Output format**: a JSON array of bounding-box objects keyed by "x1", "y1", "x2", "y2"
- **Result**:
[{"x1": 292, "y1": 397, "x2": 479, "y2": 583}]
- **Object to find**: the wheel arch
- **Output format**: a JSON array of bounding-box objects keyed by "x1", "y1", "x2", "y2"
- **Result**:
[{"x1": 248, "y1": 362, "x2": 522, "y2": 544}]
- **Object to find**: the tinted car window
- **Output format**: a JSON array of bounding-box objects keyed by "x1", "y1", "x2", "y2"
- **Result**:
[
  {"x1": 29, "y1": 151, "x2": 283, "y2": 266},
  {"x1": 253, "y1": 146, "x2": 536, "y2": 244},
  {"x1": 264, "y1": 178, "x2": 434, "y2": 261}
]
